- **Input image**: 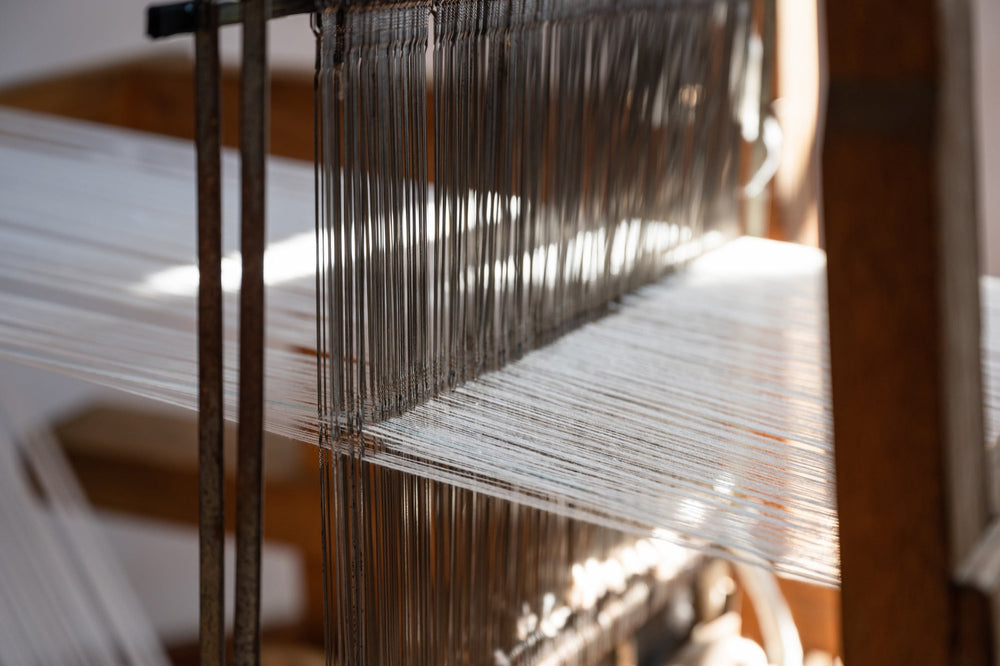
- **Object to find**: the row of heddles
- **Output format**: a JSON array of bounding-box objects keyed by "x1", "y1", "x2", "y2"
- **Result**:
[{"x1": 317, "y1": 2, "x2": 750, "y2": 663}]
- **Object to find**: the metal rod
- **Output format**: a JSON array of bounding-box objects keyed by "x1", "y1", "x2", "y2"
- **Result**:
[
  {"x1": 234, "y1": 0, "x2": 269, "y2": 662},
  {"x1": 147, "y1": 0, "x2": 314, "y2": 38},
  {"x1": 194, "y1": 1, "x2": 225, "y2": 664}
]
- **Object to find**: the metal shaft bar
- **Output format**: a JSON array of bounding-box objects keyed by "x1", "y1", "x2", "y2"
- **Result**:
[
  {"x1": 194, "y1": 1, "x2": 225, "y2": 664},
  {"x1": 147, "y1": 0, "x2": 313, "y2": 38},
  {"x1": 234, "y1": 0, "x2": 269, "y2": 662}
]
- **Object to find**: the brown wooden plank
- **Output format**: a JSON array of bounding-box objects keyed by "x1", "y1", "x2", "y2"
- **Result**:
[
  {"x1": 55, "y1": 405, "x2": 326, "y2": 645},
  {"x1": 0, "y1": 57, "x2": 316, "y2": 163},
  {"x1": 823, "y1": 0, "x2": 993, "y2": 663},
  {"x1": 739, "y1": 578, "x2": 842, "y2": 657}
]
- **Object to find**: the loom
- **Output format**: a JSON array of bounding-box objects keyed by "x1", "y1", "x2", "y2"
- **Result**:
[{"x1": 0, "y1": 0, "x2": 996, "y2": 663}]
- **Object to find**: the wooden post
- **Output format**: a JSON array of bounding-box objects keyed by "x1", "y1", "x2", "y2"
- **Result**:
[{"x1": 823, "y1": 0, "x2": 995, "y2": 662}]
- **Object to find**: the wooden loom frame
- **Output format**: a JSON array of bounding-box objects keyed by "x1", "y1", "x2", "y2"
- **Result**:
[
  {"x1": 824, "y1": 0, "x2": 998, "y2": 663},
  {"x1": 144, "y1": 0, "x2": 998, "y2": 663}
]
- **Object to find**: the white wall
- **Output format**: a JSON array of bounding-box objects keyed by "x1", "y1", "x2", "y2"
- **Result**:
[{"x1": 0, "y1": 0, "x2": 314, "y2": 87}]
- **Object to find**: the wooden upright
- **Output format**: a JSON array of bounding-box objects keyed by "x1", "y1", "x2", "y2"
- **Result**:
[{"x1": 824, "y1": 0, "x2": 996, "y2": 663}]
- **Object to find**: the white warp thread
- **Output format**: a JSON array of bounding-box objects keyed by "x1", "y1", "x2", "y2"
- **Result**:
[
  {"x1": 0, "y1": 405, "x2": 168, "y2": 665},
  {"x1": 6, "y1": 109, "x2": 1000, "y2": 585},
  {"x1": 0, "y1": 107, "x2": 318, "y2": 440},
  {"x1": 364, "y1": 240, "x2": 838, "y2": 583}
]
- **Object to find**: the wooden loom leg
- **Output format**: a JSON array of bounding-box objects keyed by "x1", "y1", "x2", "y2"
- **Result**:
[{"x1": 823, "y1": 0, "x2": 995, "y2": 663}]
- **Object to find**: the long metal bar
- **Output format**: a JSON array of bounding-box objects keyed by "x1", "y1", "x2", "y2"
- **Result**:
[
  {"x1": 194, "y1": 1, "x2": 225, "y2": 664},
  {"x1": 147, "y1": 0, "x2": 313, "y2": 38},
  {"x1": 234, "y1": 0, "x2": 269, "y2": 662}
]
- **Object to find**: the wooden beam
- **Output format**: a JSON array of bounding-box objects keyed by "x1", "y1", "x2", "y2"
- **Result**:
[{"x1": 823, "y1": 0, "x2": 994, "y2": 663}]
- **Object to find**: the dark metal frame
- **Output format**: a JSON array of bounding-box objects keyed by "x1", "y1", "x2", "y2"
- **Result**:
[
  {"x1": 148, "y1": 0, "x2": 314, "y2": 38},
  {"x1": 149, "y1": 0, "x2": 293, "y2": 662}
]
